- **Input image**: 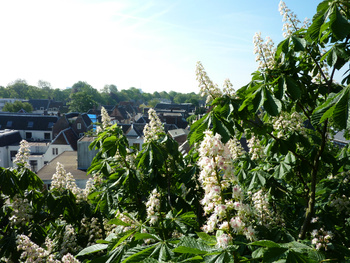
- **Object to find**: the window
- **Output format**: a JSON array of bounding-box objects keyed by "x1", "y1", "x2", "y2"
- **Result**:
[
  {"x1": 44, "y1": 133, "x2": 50, "y2": 140},
  {"x1": 10, "y1": 151, "x2": 17, "y2": 161},
  {"x1": 52, "y1": 148, "x2": 58, "y2": 155},
  {"x1": 48, "y1": 122, "x2": 54, "y2": 129},
  {"x1": 6, "y1": 121, "x2": 12, "y2": 128},
  {"x1": 29, "y1": 160, "x2": 37, "y2": 172},
  {"x1": 26, "y1": 132, "x2": 32, "y2": 139},
  {"x1": 27, "y1": 121, "x2": 33, "y2": 128},
  {"x1": 40, "y1": 107, "x2": 44, "y2": 110},
  {"x1": 77, "y1": 123, "x2": 82, "y2": 130}
]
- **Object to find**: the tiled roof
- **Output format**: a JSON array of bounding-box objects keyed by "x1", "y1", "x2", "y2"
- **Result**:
[
  {"x1": 0, "y1": 114, "x2": 58, "y2": 131},
  {"x1": 52, "y1": 128, "x2": 78, "y2": 150}
]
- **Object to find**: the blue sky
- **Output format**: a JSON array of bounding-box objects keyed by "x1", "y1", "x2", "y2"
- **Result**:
[{"x1": 0, "y1": 0, "x2": 320, "y2": 94}]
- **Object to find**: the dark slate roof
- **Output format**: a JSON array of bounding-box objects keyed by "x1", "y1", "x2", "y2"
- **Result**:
[
  {"x1": 154, "y1": 103, "x2": 194, "y2": 112},
  {"x1": 117, "y1": 123, "x2": 178, "y2": 137},
  {"x1": 135, "y1": 116, "x2": 147, "y2": 123},
  {"x1": 26, "y1": 99, "x2": 50, "y2": 111},
  {"x1": 117, "y1": 124, "x2": 132, "y2": 134},
  {"x1": 65, "y1": 112, "x2": 80, "y2": 119},
  {"x1": 0, "y1": 130, "x2": 22, "y2": 147},
  {"x1": 81, "y1": 113, "x2": 92, "y2": 127},
  {"x1": 48, "y1": 101, "x2": 64, "y2": 109},
  {"x1": 52, "y1": 128, "x2": 78, "y2": 150},
  {"x1": 0, "y1": 114, "x2": 58, "y2": 131},
  {"x1": 117, "y1": 106, "x2": 129, "y2": 119}
]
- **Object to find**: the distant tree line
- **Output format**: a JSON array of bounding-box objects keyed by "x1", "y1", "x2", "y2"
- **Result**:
[{"x1": 0, "y1": 79, "x2": 203, "y2": 112}]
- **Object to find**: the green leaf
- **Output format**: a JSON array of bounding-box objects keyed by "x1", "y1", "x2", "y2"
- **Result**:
[
  {"x1": 196, "y1": 232, "x2": 217, "y2": 245},
  {"x1": 188, "y1": 113, "x2": 212, "y2": 145},
  {"x1": 291, "y1": 36, "x2": 306, "y2": 51},
  {"x1": 77, "y1": 244, "x2": 108, "y2": 257},
  {"x1": 250, "y1": 240, "x2": 281, "y2": 248},
  {"x1": 264, "y1": 89, "x2": 282, "y2": 116}
]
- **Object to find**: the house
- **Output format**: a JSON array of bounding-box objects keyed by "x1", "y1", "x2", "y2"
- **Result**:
[
  {"x1": 24, "y1": 99, "x2": 50, "y2": 114},
  {"x1": 0, "y1": 113, "x2": 58, "y2": 141},
  {"x1": 0, "y1": 130, "x2": 22, "y2": 167},
  {"x1": 168, "y1": 129, "x2": 190, "y2": 146},
  {"x1": 36, "y1": 151, "x2": 91, "y2": 189}
]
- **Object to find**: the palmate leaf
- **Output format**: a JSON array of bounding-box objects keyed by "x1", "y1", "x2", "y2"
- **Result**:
[
  {"x1": 307, "y1": 1, "x2": 350, "y2": 43},
  {"x1": 313, "y1": 86, "x2": 350, "y2": 129},
  {"x1": 77, "y1": 243, "x2": 109, "y2": 257},
  {"x1": 264, "y1": 89, "x2": 282, "y2": 116},
  {"x1": 188, "y1": 112, "x2": 212, "y2": 145}
]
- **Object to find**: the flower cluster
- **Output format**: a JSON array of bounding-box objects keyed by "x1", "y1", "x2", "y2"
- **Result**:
[
  {"x1": 17, "y1": 234, "x2": 51, "y2": 262},
  {"x1": 101, "y1": 106, "x2": 112, "y2": 130},
  {"x1": 272, "y1": 112, "x2": 306, "y2": 139},
  {"x1": 197, "y1": 130, "x2": 256, "y2": 241},
  {"x1": 80, "y1": 217, "x2": 103, "y2": 246},
  {"x1": 196, "y1": 61, "x2": 222, "y2": 104},
  {"x1": 58, "y1": 224, "x2": 81, "y2": 256},
  {"x1": 9, "y1": 195, "x2": 33, "y2": 227},
  {"x1": 311, "y1": 228, "x2": 333, "y2": 250},
  {"x1": 251, "y1": 190, "x2": 281, "y2": 227},
  {"x1": 143, "y1": 108, "x2": 165, "y2": 143},
  {"x1": 227, "y1": 137, "x2": 245, "y2": 160},
  {"x1": 16, "y1": 234, "x2": 81, "y2": 263},
  {"x1": 51, "y1": 162, "x2": 85, "y2": 201},
  {"x1": 146, "y1": 189, "x2": 161, "y2": 225},
  {"x1": 222, "y1": 79, "x2": 237, "y2": 98},
  {"x1": 253, "y1": 32, "x2": 276, "y2": 71},
  {"x1": 330, "y1": 194, "x2": 350, "y2": 214},
  {"x1": 216, "y1": 232, "x2": 232, "y2": 249},
  {"x1": 278, "y1": 1, "x2": 309, "y2": 38},
  {"x1": 247, "y1": 135, "x2": 264, "y2": 160},
  {"x1": 13, "y1": 140, "x2": 30, "y2": 169}
]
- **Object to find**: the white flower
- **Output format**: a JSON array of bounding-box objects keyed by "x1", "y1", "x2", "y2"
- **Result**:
[
  {"x1": 101, "y1": 106, "x2": 112, "y2": 129},
  {"x1": 13, "y1": 140, "x2": 30, "y2": 169},
  {"x1": 143, "y1": 108, "x2": 164, "y2": 143}
]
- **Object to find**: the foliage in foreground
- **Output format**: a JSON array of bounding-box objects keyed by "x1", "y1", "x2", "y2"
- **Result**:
[{"x1": 1, "y1": 0, "x2": 350, "y2": 262}]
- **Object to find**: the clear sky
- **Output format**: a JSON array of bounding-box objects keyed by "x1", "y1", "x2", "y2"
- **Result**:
[{"x1": 0, "y1": 0, "x2": 320, "y2": 94}]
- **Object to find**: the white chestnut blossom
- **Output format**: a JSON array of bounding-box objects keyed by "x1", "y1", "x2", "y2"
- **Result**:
[
  {"x1": 101, "y1": 106, "x2": 112, "y2": 130},
  {"x1": 216, "y1": 233, "x2": 232, "y2": 249},
  {"x1": 227, "y1": 137, "x2": 245, "y2": 160},
  {"x1": 58, "y1": 224, "x2": 81, "y2": 256},
  {"x1": 311, "y1": 228, "x2": 333, "y2": 251},
  {"x1": 17, "y1": 234, "x2": 52, "y2": 262},
  {"x1": 253, "y1": 32, "x2": 276, "y2": 71},
  {"x1": 196, "y1": 61, "x2": 222, "y2": 104},
  {"x1": 197, "y1": 130, "x2": 256, "y2": 241},
  {"x1": 143, "y1": 108, "x2": 165, "y2": 143},
  {"x1": 279, "y1": 1, "x2": 309, "y2": 38},
  {"x1": 9, "y1": 195, "x2": 33, "y2": 227},
  {"x1": 50, "y1": 162, "x2": 85, "y2": 201},
  {"x1": 223, "y1": 79, "x2": 237, "y2": 98},
  {"x1": 79, "y1": 217, "x2": 103, "y2": 246},
  {"x1": 272, "y1": 112, "x2": 306, "y2": 139},
  {"x1": 146, "y1": 189, "x2": 161, "y2": 225},
  {"x1": 247, "y1": 135, "x2": 264, "y2": 160},
  {"x1": 13, "y1": 140, "x2": 30, "y2": 169}
]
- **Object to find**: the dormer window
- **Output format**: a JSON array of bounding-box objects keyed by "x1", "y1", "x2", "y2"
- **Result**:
[
  {"x1": 6, "y1": 121, "x2": 12, "y2": 128},
  {"x1": 77, "y1": 123, "x2": 82, "y2": 130},
  {"x1": 48, "y1": 122, "x2": 54, "y2": 128},
  {"x1": 27, "y1": 121, "x2": 33, "y2": 128}
]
